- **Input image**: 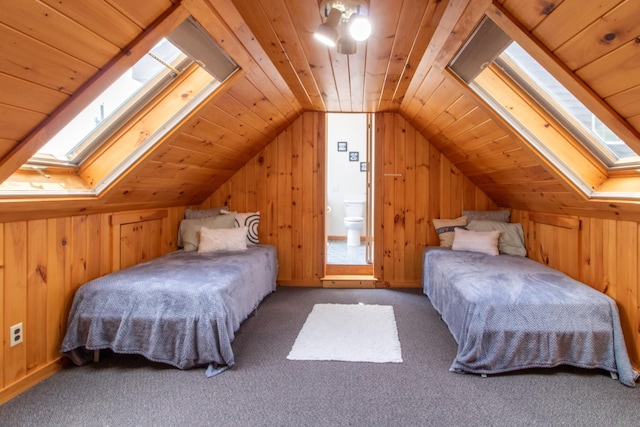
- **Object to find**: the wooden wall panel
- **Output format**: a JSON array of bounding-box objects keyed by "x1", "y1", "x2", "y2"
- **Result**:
[
  {"x1": 3, "y1": 222, "x2": 28, "y2": 386},
  {"x1": 202, "y1": 112, "x2": 326, "y2": 286},
  {"x1": 375, "y1": 113, "x2": 498, "y2": 287},
  {"x1": 202, "y1": 112, "x2": 497, "y2": 287},
  {"x1": 514, "y1": 209, "x2": 640, "y2": 369},
  {"x1": 0, "y1": 206, "x2": 183, "y2": 404}
]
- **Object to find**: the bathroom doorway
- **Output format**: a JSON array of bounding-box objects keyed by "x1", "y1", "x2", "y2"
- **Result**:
[{"x1": 324, "y1": 113, "x2": 374, "y2": 279}]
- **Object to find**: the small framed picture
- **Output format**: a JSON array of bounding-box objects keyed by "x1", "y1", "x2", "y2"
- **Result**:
[
  {"x1": 349, "y1": 151, "x2": 359, "y2": 161},
  {"x1": 360, "y1": 162, "x2": 367, "y2": 172},
  {"x1": 337, "y1": 141, "x2": 347, "y2": 152}
]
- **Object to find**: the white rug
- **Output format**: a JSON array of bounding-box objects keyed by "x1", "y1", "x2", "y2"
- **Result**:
[{"x1": 287, "y1": 303, "x2": 403, "y2": 363}]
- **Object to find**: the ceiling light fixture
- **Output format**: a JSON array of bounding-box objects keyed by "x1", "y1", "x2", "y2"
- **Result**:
[{"x1": 314, "y1": 0, "x2": 371, "y2": 55}]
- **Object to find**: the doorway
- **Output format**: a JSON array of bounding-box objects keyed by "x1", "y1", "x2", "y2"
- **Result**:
[{"x1": 324, "y1": 113, "x2": 374, "y2": 281}]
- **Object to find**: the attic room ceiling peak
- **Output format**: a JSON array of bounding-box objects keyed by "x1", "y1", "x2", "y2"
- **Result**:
[{"x1": 231, "y1": 0, "x2": 448, "y2": 113}]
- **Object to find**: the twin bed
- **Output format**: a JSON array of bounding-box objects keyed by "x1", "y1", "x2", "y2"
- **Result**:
[
  {"x1": 61, "y1": 209, "x2": 276, "y2": 377},
  {"x1": 424, "y1": 213, "x2": 638, "y2": 387}
]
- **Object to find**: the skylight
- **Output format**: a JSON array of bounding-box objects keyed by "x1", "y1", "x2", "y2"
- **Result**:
[
  {"x1": 6, "y1": 17, "x2": 239, "y2": 197},
  {"x1": 32, "y1": 39, "x2": 189, "y2": 165},
  {"x1": 25, "y1": 16, "x2": 239, "y2": 172},
  {"x1": 497, "y1": 43, "x2": 640, "y2": 168}
]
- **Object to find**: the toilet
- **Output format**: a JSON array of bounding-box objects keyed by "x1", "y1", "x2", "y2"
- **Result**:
[{"x1": 343, "y1": 200, "x2": 365, "y2": 246}]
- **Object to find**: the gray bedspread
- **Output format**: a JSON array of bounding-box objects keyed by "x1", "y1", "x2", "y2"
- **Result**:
[
  {"x1": 422, "y1": 247, "x2": 638, "y2": 387},
  {"x1": 61, "y1": 244, "x2": 277, "y2": 372}
]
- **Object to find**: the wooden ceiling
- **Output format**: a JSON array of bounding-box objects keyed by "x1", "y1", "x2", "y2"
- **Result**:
[{"x1": 1, "y1": 0, "x2": 639, "y2": 221}]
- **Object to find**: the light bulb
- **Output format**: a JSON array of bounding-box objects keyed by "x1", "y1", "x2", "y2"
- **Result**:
[
  {"x1": 314, "y1": 7, "x2": 342, "y2": 47},
  {"x1": 348, "y1": 14, "x2": 371, "y2": 41}
]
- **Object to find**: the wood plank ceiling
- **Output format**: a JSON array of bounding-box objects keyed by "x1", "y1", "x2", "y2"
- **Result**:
[{"x1": 1, "y1": 0, "x2": 640, "y2": 220}]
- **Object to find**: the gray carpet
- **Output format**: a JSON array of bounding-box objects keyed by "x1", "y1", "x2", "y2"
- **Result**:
[{"x1": 1, "y1": 287, "x2": 639, "y2": 426}]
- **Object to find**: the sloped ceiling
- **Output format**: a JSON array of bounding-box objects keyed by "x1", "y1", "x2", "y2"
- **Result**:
[{"x1": 1, "y1": 0, "x2": 639, "y2": 221}]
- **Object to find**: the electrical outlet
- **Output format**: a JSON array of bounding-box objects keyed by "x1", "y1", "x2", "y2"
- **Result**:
[{"x1": 10, "y1": 323, "x2": 23, "y2": 347}]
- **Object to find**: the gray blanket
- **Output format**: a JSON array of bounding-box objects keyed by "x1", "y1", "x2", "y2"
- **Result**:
[
  {"x1": 61, "y1": 245, "x2": 277, "y2": 372},
  {"x1": 422, "y1": 247, "x2": 638, "y2": 387}
]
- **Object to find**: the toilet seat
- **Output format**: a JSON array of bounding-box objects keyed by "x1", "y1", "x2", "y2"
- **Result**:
[{"x1": 344, "y1": 216, "x2": 364, "y2": 223}]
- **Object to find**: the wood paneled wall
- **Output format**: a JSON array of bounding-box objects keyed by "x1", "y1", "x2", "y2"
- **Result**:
[
  {"x1": 0, "y1": 207, "x2": 183, "y2": 404},
  {"x1": 374, "y1": 113, "x2": 498, "y2": 286},
  {"x1": 512, "y1": 209, "x2": 640, "y2": 368},
  {"x1": 202, "y1": 112, "x2": 326, "y2": 286},
  {"x1": 201, "y1": 111, "x2": 497, "y2": 287}
]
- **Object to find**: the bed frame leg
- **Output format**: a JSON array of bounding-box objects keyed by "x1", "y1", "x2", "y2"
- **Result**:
[
  {"x1": 93, "y1": 349, "x2": 100, "y2": 363},
  {"x1": 610, "y1": 371, "x2": 618, "y2": 380}
]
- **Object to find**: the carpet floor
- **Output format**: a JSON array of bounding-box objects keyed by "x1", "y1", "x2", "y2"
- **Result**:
[{"x1": 1, "y1": 286, "x2": 639, "y2": 426}]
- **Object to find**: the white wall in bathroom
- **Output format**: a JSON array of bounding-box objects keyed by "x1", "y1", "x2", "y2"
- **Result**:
[{"x1": 326, "y1": 113, "x2": 367, "y2": 237}]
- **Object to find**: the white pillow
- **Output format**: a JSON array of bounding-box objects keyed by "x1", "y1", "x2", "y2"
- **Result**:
[
  {"x1": 198, "y1": 226, "x2": 248, "y2": 253},
  {"x1": 451, "y1": 227, "x2": 500, "y2": 256}
]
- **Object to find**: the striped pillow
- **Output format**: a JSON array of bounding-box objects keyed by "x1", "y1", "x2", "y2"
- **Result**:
[{"x1": 432, "y1": 216, "x2": 468, "y2": 248}]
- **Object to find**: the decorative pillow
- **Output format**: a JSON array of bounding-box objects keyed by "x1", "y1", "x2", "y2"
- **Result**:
[
  {"x1": 462, "y1": 209, "x2": 510, "y2": 223},
  {"x1": 432, "y1": 216, "x2": 468, "y2": 248},
  {"x1": 198, "y1": 226, "x2": 248, "y2": 253},
  {"x1": 178, "y1": 212, "x2": 236, "y2": 251},
  {"x1": 184, "y1": 206, "x2": 226, "y2": 219},
  {"x1": 451, "y1": 227, "x2": 500, "y2": 256},
  {"x1": 221, "y1": 210, "x2": 260, "y2": 244},
  {"x1": 467, "y1": 220, "x2": 527, "y2": 257}
]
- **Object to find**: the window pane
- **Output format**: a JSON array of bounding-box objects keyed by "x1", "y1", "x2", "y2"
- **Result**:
[
  {"x1": 502, "y1": 43, "x2": 639, "y2": 162},
  {"x1": 34, "y1": 39, "x2": 183, "y2": 162}
]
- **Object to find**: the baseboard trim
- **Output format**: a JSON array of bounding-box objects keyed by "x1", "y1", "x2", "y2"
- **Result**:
[
  {"x1": 0, "y1": 359, "x2": 61, "y2": 405},
  {"x1": 277, "y1": 280, "x2": 322, "y2": 287},
  {"x1": 322, "y1": 275, "x2": 377, "y2": 288}
]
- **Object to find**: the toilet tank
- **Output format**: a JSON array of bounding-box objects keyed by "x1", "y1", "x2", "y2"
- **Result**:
[{"x1": 344, "y1": 200, "x2": 365, "y2": 217}]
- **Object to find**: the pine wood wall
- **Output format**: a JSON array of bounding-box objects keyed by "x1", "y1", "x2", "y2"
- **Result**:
[
  {"x1": 0, "y1": 207, "x2": 183, "y2": 404},
  {"x1": 201, "y1": 111, "x2": 498, "y2": 287}
]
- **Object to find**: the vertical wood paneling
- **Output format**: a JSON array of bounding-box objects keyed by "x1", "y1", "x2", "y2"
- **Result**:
[
  {"x1": 26, "y1": 220, "x2": 47, "y2": 372},
  {"x1": 4, "y1": 222, "x2": 27, "y2": 385},
  {"x1": 202, "y1": 112, "x2": 326, "y2": 285},
  {"x1": 120, "y1": 220, "x2": 163, "y2": 270},
  {"x1": 276, "y1": 128, "x2": 293, "y2": 281},
  {"x1": 313, "y1": 113, "x2": 326, "y2": 282},
  {"x1": 616, "y1": 220, "x2": 638, "y2": 366},
  {"x1": 375, "y1": 113, "x2": 497, "y2": 286},
  {"x1": 404, "y1": 122, "x2": 417, "y2": 280},
  {"x1": 291, "y1": 117, "x2": 304, "y2": 281},
  {"x1": 46, "y1": 217, "x2": 69, "y2": 363},
  {"x1": 414, "y1": 132, "x2": 430, "y2": 278},
  {"x1": 381, "y1": 113, "x2": 396, "y2": 282},
  {"x1": 300, "y1": 120, "x2": 315, "y2": 281},
  {"x1": 393, "y1": 114, "x2": 406, "y2": 283},
  {"x1": 603, "y1": 219, "x2": 618, "y2": 301},
  {"x1": 0, "y1": 223, "x2": 4, "y2": 388},
  {"x1": 1, "y1": 207, "x2": 182, "y2": 403}
]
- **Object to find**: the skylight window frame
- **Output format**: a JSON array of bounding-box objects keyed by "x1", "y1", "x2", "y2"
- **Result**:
[
  {"x1": 448, "y1": 11, "x2": 640, "y2": 177},
  {"x1": 27, "y1": 45, "x2": 194, "y2": 168},
  {"x1": 493, "y1": 47, "x2": 640, "y2": 171},
  {"x1": 4, "y1": 15, "x2": 240, "y2": 198}
]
